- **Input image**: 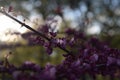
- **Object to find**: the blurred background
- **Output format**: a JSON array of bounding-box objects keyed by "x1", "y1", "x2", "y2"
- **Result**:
[{"x1": 0, "y1": 0, "x2": 120, "y2": 69}]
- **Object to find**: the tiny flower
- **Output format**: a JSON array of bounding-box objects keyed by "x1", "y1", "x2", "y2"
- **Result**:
[{"x1": 107, "y1": 57, "x2": 116, "y2": 66}]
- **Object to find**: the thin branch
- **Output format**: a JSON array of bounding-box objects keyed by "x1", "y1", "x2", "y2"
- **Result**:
[
  {"x1": 0, "y1": 10, "x2": 70, "y2": 53},
  {"x1": 0, "y1": 10, "x2": 50, "y2": 41}
]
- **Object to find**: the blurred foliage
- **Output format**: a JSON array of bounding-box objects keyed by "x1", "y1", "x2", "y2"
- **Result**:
[
  {"x1": 0, "y1": 46, "x2": 65, "y2": 67},
  {"x1": 100, "y1": 34, "x2": 120, "y2": 49},
  {"x1": 0, "y1": 0, "x2": 120, "y2": 34}
]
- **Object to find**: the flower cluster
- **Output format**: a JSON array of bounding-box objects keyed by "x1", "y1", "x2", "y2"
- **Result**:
[
  {"x1": 0, "y1": 10, "x2": 120, "y2": 80},
  {"x1": 20, "y1": 27, "x2": 120, "y2": 79}
]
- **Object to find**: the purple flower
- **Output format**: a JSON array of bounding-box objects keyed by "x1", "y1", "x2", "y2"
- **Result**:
[
  {"x1": 107, "y1": 57, "x2": 116, "y2": 66},
  {"x1": 117, "y1": 59, "x2": 120, "y2": 66},
  {"x1": 90, "y1": 54, "x2": 99, "y2": 63},
  {"x1": 40, "y1": 63, "x2": 56, "y2": 80}
]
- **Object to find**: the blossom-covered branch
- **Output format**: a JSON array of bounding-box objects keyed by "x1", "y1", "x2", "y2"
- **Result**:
[{"x1": 0, "y1": 10, "x2": 70, "y2": 54}]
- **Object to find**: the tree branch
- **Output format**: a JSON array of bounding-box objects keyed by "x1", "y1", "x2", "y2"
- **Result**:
[{"x1": 0, "y1": 10, "x2": 70, "y2": 53}]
